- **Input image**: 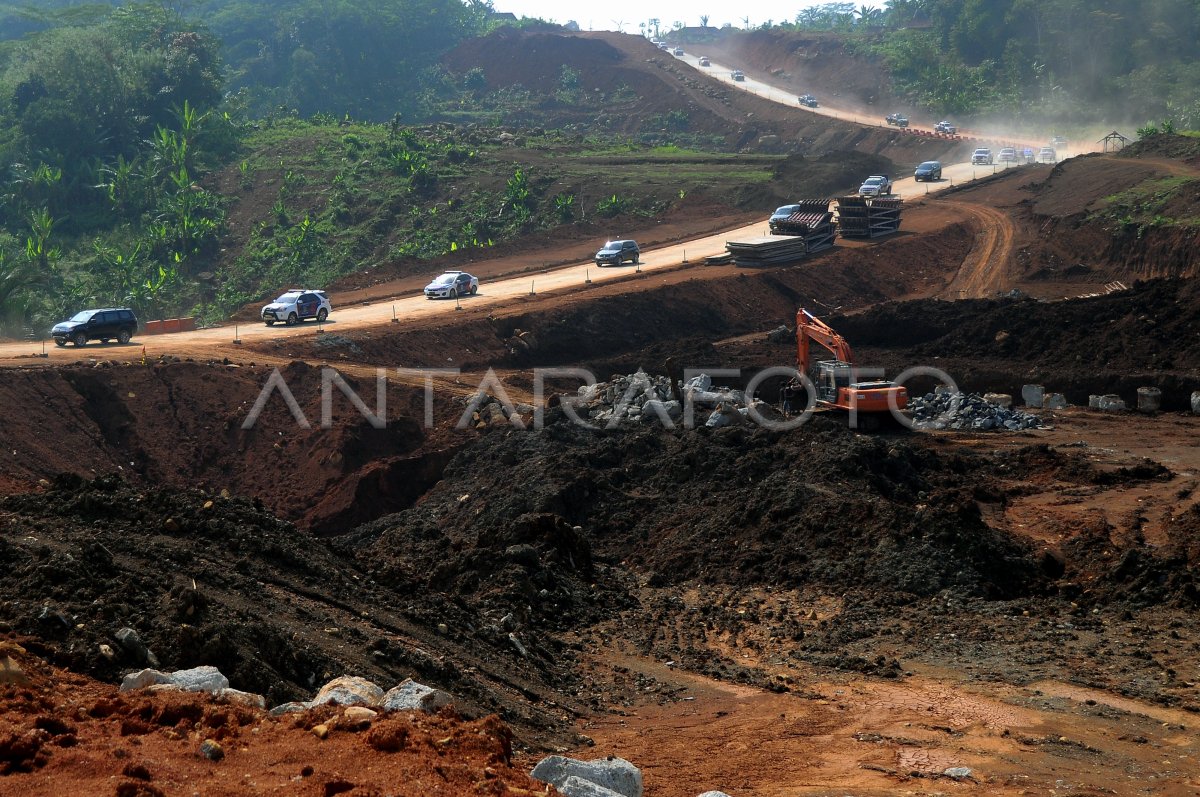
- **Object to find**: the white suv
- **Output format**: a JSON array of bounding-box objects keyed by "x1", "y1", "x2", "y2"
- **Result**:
[
  {"x1": 261, "y1": 289, "x2": 332, "y2": 325},
  {"x1": 971, "y1": 148, "x2": 994, "y2": 165}
]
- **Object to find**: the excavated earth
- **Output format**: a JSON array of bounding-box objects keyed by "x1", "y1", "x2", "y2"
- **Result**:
[{"x1": 3, "y1": 46, "x2": 1200, "y2": 797}]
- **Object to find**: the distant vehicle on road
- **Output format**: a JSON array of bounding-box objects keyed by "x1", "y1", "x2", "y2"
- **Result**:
[
  {"x1": 913, "y1": 161, "x2": 942, "y2": 181},
  {"x1": 594, "y1": 239, "x2": 641, "y2": 266},
  {"x1": 1038, "y1": 146, "x2": 1057, "y2": 163},
  {"x1": 885, "y1": 113, "x2": 909, "y2": 127},
  {"x1": 262, "y1": 290, "x2": 331, "y2": 326},
  {"x1": 998, "y1": 147, "x2": 1017, "y2": 163},
  {"x1": 731, "y1": 70, "x2": 745, "y2": 81},
  {"x1": 673, "y1": 47, "x2": 684, "y2": 56},
  {"x1": 934, "y1": 120, "x2": 957, "y2": 135},
  {"x1": 1050, "y1": 135, "x2": 1068, "y2": 149},
  {"x1": 798, "y1": 94, "x2": 819, "y2": 107},
  {"x1": 971, "y1": 147, "x2": 994, "y2": 165},
  {"x1": 51, "y1": 308, "x2": 138, "y2": 347},
  {"x1": 858, "y1": 175, "x2": 892, "y2": 197},
  {"x1": 698, "y1": 56, "x2": 710, "y2": 66},
  {"x1": 768, "y1": 204, "x2": 804, "y2": 233},
  {"x1": 423, "y1": 271, "x2": 478, "y2": 299}
]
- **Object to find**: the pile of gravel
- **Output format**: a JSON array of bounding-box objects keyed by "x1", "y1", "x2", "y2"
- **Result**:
[{"x1": 909, "y1": 391, "x2": 1042, "y2": 431}]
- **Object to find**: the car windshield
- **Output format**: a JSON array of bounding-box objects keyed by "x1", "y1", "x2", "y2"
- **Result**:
[
  {"x1": 603, "y1": 241, "x2": 625, "y2": 249},
  {"x1": 773, "y1": 206, "x2": 799, "y2": 215},
  {"x1": 273, "y1": 292, "x2": 300, "y2": 302},
  {"x1": 431, "y1": 274, "x2": 457, "y2": 285},
  {"x1": 69, "y1": 311, "x2": 94, "y2": 322},
  {"x1": 918, "y1": 162, "x2": 938, "y2": 169},
  {"x1": 863, "y1": 178, "x2": 883, "y2": 185}
]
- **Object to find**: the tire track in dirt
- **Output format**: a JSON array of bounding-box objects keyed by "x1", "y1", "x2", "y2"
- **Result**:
[{"x1": 935, "y1": 200, "x2": 1016, "y2": 299}]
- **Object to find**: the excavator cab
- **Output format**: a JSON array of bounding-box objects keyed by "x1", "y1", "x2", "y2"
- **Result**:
[{"x1": 813, "y1": 359, "x2": 852, "y2": 404}]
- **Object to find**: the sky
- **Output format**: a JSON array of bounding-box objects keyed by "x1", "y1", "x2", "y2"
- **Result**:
[{"x1": 490, "y1": 0, "x2": 831, "y2": 33}]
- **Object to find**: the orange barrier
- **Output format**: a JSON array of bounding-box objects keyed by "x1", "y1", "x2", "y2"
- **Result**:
[{"x1": 142, "y1": 317, "x2": 195, "y2": 335}]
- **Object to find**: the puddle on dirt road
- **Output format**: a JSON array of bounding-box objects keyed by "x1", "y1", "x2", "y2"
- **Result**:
[{"x1": 554, "y1": 654, "x2": 1199, "y2": 797}]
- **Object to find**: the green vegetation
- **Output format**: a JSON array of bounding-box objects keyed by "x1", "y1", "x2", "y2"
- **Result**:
[{"x1": 1095, "y1": 176, "x2": 1200, "y2": 236}]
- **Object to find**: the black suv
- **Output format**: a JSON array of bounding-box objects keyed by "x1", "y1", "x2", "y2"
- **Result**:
[{"x1": 51, "y1": 308, "x2": 138, "y2": 347}]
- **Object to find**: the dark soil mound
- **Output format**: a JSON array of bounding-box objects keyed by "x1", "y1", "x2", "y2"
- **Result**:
[
  {"x1": 830, "y1": 279, "x2": 1200, "y2": 399},
  {"x1": 352, "y1": 418, "x2": 1046, "y2": 602},
  {"x1": 0, "y1": 474, "x2": 589, "y2": 744}
]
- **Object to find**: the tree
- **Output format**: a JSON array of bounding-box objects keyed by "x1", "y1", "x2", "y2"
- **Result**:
[{"x1": 699, "y1": 14, "x2": 710, "y2": 27}]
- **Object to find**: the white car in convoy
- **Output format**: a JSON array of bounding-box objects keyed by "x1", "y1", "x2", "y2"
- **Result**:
[
  {"x1": 423, "y1": 271, "x2": 479, "y2": 299},
  {"x1": 261, "y1": 289, "x2": 331, "y2": 325}
]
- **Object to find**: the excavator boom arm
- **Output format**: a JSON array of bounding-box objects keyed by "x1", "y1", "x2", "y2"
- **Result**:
[{"x1": 796, "y1": 308, "x2": 855, "y2": 373}]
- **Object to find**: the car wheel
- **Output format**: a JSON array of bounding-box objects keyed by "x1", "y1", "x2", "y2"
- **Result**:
[
  {"x1": 449, "y1": 288, "x2": 458, "y2": 300},
  {"x1": 100, "y1": 338, "x2": 109, "y2": 344},
  {"x1": 633, "y1": 255, "x2": 640, "y2": 264},
  {"x1": 316, "y1": 308, "x2": 328, "y2": 322},
  {"x1": 265, "y1": 320, "x2": 275, "y2": 326},
  {"x1": 470, "y1": 284, "x2": 477, "y2": 295},
  {"x1": 118, "y1": 330, "x2": 132, "y2": 344},
  {"x1": 73, "y1": 332, "x2": 87, "y2": 347},
  {"x1": 54, "y1": 338, "x2": 67, "y2": 347},
  {"x1": 286, "y1": 312, "x2": 297, "y2": 326}
]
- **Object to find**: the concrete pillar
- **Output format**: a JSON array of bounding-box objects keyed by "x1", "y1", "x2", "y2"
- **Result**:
[
  {"x1": 1021, "y1": 384, "x2": 1044, "y2": 408},
  {"x1": 1088, "y1": 395, "x2": 1103, "y2": 409},
  {"x1": 1136, "y1": 387, "x2": 1162, "y2": 414},
  {"x1": 1098, "y1": 394, "x2": 1126, "y2": 412}
]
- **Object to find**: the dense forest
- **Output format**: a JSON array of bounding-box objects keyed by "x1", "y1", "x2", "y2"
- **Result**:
[{"x1": 0, "y1": 0, "x2": 1196, "y2": 333}]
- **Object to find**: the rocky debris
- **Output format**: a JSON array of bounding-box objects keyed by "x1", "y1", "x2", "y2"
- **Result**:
[
  {"x1": 697, "y1": 792, "x2": 734, "y2": 797},
  {"x1": 312, "y1": 675, "x2": 385, "y2": 707},
  {"x1": 121, "y1": 664, "x2": 229, "y2": 693},
  {"x1": 1043, "y1": 392, "x2": 1069, "y2": 410},
  {"x1": 268, "y1": 675, "x2": 454, "y2": 716},
  {"x1": 114, "y1": 627, "x2": 159, "y2": 668},
  {"x1": 983, "y1": 392, "x2": 1012, "y2": 408},
  {"x1": 461, "y1": 393, "x2": 533, "y2": 430},
  {"x1": 381, "y1": 679, "x2": 453, "y2": 712},
  {"x1": 119, "y1": 665, "x2": 268, "y2": 708},
  {"x1": 531, "y1": 755, "x2": 643, "y2": 797},
  {"x1": 1089, "y1": 394, "x2": 1127, "y2": 412},
  {"x1": 564, "y1": 371, "x2": 771, "y2": 429},
  {"x1": 199, "y1": 739, "x2": 224, "y2": 761},
  {"x1": 765, "y1": 324, "x2": 792, "y2": 343},
  {"x1": 0, "y1": 642, "x2": 30, "y2": 686},
  {"x1": 943, "y1": 766, "x2": 973, "y2": 779},
  {"x1": 909, "y1": 391, "x2": 1043, "y2": 431}
]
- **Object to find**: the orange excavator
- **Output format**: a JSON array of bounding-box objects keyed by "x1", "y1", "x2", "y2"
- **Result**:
[{"x1": 789, "y1": 308, "x2": 907, "y2": 427}]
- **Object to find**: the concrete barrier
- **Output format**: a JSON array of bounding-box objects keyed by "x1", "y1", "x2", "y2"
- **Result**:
[
  {"x1": 142, "y1": 317, "x2": 196, "y2": 335},
  {"x1": 1136, "y1": 387, "x2": 1162, "y2": 413},
  {"x1": 1021, "y1": 384, "x2": 1044, "y2": 408}
]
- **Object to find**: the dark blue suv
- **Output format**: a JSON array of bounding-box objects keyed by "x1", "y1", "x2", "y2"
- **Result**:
[{"x1": 51, "y1": 308, "x2": 138, "y2": 347}]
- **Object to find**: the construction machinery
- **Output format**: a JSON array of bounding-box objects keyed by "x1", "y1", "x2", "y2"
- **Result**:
[{"x1": 789, "y1": 308, "x2": 908, "y2": 427}]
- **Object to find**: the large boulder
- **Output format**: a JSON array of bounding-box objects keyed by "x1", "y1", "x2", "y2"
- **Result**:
[
  {"x1": 120, "y1": 665, "x2": 229, "y2": 694},
  {"x1": 381, "y1": 679, "x2": 453, "y2": 713},
  {"x1": 531, "y1": 755, "x2": 643, "y2": 797},
  {"x1": 311, "y1": 675, "x2": 384, "y2": 707}
]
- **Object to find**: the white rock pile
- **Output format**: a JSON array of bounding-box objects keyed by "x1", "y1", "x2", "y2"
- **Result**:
[
  {"x1": 119, "y1": 667, "x2": 453, "y2": 718},
  {"x1": 572, "y1": 371, "x2": 776, "y2": 429},
  {"x1": 909, "y1": 391, "x2": 1043, "y2": 431}
]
